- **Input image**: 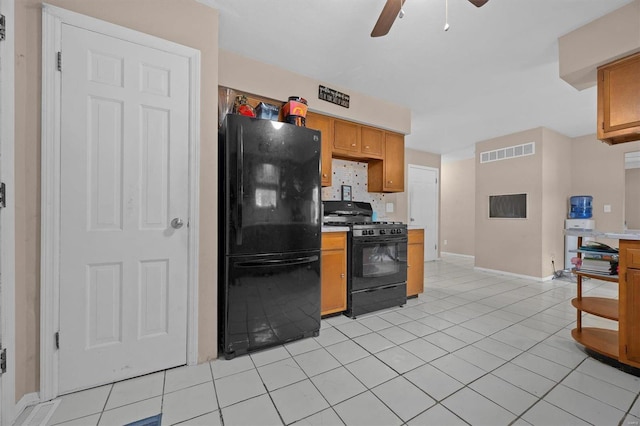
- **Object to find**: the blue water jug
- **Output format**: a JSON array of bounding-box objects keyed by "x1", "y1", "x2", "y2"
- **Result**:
[{"x1": 569, "y1": 195, "x2": 593, "y2": 219}]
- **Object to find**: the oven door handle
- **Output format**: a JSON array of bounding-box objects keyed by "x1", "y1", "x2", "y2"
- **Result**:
[
  {"x1": 352, "y1": 236, "x2": 408, "y2": 244},
  {"x1": 363, "y1": 283, "x2": 405, "y2": 293}
]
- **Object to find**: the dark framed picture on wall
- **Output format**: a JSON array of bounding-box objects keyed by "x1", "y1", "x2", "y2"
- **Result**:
[{"x1": 341, "y1": 185, "x2": 352, "y2": 201}]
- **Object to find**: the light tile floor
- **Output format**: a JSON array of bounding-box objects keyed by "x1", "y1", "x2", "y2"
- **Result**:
[{"x1": 18, "y1": 254, "x2": 640, "y2": 426}]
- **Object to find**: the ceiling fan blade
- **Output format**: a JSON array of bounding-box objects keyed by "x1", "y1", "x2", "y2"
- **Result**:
[
  {"x1": 371, "y1": 0, "x2": 406, "y2": 37},
  {"x1": 468, "y1": 0, "x2": 489, "y2": 7}
]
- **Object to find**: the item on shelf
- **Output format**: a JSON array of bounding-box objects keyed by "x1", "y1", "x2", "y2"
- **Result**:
[
  {"x1": 283, "y1": 96, "x2": 308, "y2": 127},
  {"x1": 218, "y1": 87, "x2": 236, "y2": 128},
  {"x1": 255, "y1": 102, "x2": 280, "y2": 121},
  {"x1": 233, "y1": 95, "x2": 256, "y2": 117},
  {"x1": 579, "y1": 241, "x2": 618, "y2": 253}
]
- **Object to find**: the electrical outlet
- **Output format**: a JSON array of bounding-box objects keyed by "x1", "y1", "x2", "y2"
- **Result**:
[{"x1": 444, "y1": 239, "x2": 448, "y2": 245}]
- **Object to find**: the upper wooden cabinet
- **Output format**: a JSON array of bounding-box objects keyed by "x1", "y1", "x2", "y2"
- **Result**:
[
  {"x1": 333, "y1": 120, "x2": 361, "y2": 156},
  {"x1": 307, "y1": 110, "x2": 405, "y2": 193},
  {"x1": 333, "y1": 120, "x2": 384, "y2": 160},
  {"x1": 360, "y1": 126, "x2": 384, "y2": 158},
  {"x1": 306, "y1": 112, "x2": 333, "y2": 187},
  {"x1": 368, "y1": 131, "x2": 405, "y2": 192},
  {"x1": 597, "y1": 53, "x2": 640, "y2": 145}
]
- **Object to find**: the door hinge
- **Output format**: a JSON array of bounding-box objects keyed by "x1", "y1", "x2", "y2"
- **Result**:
[
  {"x1": 0, "y1": 348, "x2": 6, "y2": 374},
  {"x1": 55, "y1": 332, "x2": 60, "y2": 350},
  {"x1": 0, "y1": 14, "x2": 6, "y2": 42},
  {"x1": 0, "y1": 182, "x2": 5, "y2": 208},
  {"x1": 57, "y1": 51, "x2": 62, "y2": 71}
]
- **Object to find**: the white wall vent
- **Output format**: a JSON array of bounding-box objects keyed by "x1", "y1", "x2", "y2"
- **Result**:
[{"x1": 480, "y1": 142, "x2": 535, "y2": 164}]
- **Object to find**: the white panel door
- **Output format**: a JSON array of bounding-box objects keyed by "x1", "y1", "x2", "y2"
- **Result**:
[
  {"x1": 59, "y1": 23, "x2": 190, "y2": 393},
  {"x1": 408, "y1": 165, "x2": 439, "y2": 261}
]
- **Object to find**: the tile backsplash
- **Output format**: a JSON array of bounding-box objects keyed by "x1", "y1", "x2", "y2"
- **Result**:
[{"x1": 321, "y1": 159, "x2": 389, "y2": 218}]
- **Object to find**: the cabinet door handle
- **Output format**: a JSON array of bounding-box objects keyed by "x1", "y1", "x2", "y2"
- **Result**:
[
  {"x1": 365, "y1": 145, "x2": 370, "y2": 149},
  {"x1": 351, "y1": 143, "x2": 356, "y2": 147},
  {"x1": 322, "y1": 173, "x2": 328, "y2": 178},
  {"x1": 340, "y1": 273, "x2": 345, "y2": 278},
  {"x1": 388, "y1": 180, "x2": 393, "y2": 184}
]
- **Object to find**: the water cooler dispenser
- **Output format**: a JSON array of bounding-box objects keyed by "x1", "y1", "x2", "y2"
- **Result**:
[{"x1": 564, "y1": 196, "x2": 594, "y2": 270}]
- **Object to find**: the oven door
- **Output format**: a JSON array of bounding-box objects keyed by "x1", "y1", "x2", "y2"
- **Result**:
[{"x1": 351, "y1": 235, "x2": 408, "y2": 292}]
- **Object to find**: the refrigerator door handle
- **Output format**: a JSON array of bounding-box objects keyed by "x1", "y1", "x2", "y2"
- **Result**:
[
  {"x1": 236, "y1": 125, "x2": 244, "y2": 245},
  {"x1": 236, "y1": 255, "x2": 319, "y2": 269}
]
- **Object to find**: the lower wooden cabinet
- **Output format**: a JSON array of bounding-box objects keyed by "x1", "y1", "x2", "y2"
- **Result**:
[
  {"x1": 407, "y1": 229, "x2": 425, "y2": 297},
  {"x1": 321, "y1": 232, "x2": 347, "y2": 316},
  {"x1": 620, "y1": 240, "x2": 640, "y2": 365}
]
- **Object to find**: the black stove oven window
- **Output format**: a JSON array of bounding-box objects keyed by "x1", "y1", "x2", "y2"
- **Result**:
[
  {"x1": 360, "y1": 243, "x2": 402, "y2": 277},
  {"x1": 351, "y1": 239, "x2": 407, "y2": 292}
]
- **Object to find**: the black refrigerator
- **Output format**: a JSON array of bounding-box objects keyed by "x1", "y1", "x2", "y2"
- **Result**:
[{"x1": 219, "y1": 114, "x2": 322, "y2": 359}]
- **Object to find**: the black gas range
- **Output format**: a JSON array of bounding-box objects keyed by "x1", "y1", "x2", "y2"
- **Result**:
[{"x1": 323, "y1": 201, "x2": 408, "y2": 318}]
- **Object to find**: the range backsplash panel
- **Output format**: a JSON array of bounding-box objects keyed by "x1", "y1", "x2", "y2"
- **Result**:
[{"x1": 321, "y1": 159, "x2": 388, "y2": 217}]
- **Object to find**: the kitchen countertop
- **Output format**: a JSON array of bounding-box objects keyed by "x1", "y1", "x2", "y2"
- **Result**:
[
  {"x1": 565, "y1": 229, "x2": 640, "y2": 241},
  {"x1": 322, "y1": 226, "x2": 349, "y2": 233},
  {"x1": 408, "y1": 225, "x2": 425, "y2": 230}
]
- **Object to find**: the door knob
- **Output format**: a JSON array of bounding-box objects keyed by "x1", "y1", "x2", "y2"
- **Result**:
[{"x1": 171, "y1": 218, "x2": 184, "y2": 229}]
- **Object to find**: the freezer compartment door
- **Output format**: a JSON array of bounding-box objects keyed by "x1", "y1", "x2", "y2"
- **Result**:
[{"x1": 220, "y1": 251, "x2": 321, "y2": 359}]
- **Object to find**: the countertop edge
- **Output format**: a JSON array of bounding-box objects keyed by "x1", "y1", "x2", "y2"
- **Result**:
[
  {"x1": 322, "y1": 226, "x2": 349, "y2": 233},
  {"x1": 565, "y1": 229, "x2": 640, "y2": 240}
]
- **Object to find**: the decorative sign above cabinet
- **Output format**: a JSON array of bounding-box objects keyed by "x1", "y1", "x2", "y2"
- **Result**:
[{"x1": 319, "y1": 85, "x2": 350, "y2": 108}]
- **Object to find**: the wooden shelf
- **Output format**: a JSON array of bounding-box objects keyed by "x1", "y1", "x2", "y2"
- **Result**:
[
  {"x1": 573, "y1": 270, "x2": 619, "y2": 283},
  {"x1": 571, "y1": 297, "x2": 619, "y2": 321},
  {"x1": 571, "y1": 328, "x2": 618, "y2": 359}
]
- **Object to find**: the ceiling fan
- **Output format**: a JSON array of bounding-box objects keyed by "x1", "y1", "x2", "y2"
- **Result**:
[{"x1": 371, "y1": 0, "x2": 489, "y2": 37}]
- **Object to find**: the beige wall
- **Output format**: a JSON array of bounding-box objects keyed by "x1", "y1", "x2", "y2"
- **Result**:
[
  {"x1": 626, "y1": 168, "x2": 640, "y2": 229},
  {"x1": 475, "y1": 128, "x2": 545, "y2": 278},
  {"x1": 15, "y1": 0, "x2": 219, "y2": 402},
  {"x1": 442, "y1": 131, "x2": 640, "y2": 276},
  {"x1": 541, "y1": 128, "x2": 572, "y2": 277},
  {"x1": 559, "y1": 0, "x2": 640, "y2": 90},
  {"x1": 218, "y1": 50, "x2": 411, "y2": 135},
  {"x1": 571, "y1": 135, "x2": 640, "y2": 246},
  {"x1": 441, "y1": 158, "x2": 475, "y2": 257}
]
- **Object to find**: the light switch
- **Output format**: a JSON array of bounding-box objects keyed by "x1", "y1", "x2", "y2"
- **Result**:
[
  {"x1": 386, "y1": 202, "x2": 394, "y2": 213},
  {"x1": 604, "y1": 204, "x2": 611, "y2": 213}
]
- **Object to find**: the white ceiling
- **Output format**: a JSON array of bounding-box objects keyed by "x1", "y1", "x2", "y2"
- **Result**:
[{"x1": 201, "y1": 0, "x2": 633, "y2": 160}]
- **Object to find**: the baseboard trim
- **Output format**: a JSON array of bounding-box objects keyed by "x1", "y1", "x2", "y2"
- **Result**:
[
  {"x1": 474, "y1": 266, "x2": 546, "y2": 282},
  {"x1": 14, "y1": 392, "x2": 40, "y2": 425},
  {"x1": 441, "y1": 251, "x2": 475, "y2": 259}
]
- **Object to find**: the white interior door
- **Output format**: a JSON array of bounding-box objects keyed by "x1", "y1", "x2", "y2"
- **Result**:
[
  {"x1": 408, "y1": 165, "x2": 439, "y2": 261},
  {"x1": 58, "y1": 23, "x2": 190, "y2": 394},
  {"x1": 0, "y1": 0, "x2": 15, "y2": 422}
]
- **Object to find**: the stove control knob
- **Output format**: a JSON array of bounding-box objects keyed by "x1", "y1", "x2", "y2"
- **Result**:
[
  {"x1": 369, "y1": 230, "x2": 375, "y2": 235},
  {"x1": 380, "y1": 229, "x2": 386, "y2": 235}
]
